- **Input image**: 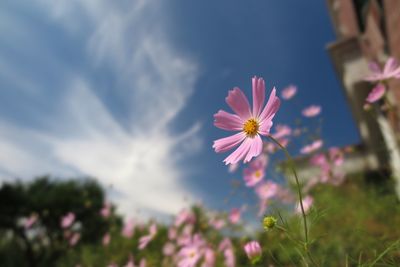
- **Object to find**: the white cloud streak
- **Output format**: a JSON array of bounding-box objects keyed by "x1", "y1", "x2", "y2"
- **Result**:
[{"x1": 0, "y1": 0, "x2": 202, "y2": 218}]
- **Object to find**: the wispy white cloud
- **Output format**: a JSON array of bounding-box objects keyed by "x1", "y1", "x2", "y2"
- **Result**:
[{"x1": 0, "y1": 0, "x2": 202, "y2": 218}]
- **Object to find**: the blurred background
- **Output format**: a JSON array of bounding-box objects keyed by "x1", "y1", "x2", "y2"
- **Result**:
[{"x1": 0, "y1": 0, "x2": 359, "y2": 218}]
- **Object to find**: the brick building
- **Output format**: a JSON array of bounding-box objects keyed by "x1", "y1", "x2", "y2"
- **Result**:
[{"x1": 325, "y1": 0, "x2": 400, "y2": 196}]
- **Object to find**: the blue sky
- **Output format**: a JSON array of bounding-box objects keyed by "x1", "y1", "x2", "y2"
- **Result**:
[{"x1": 0, "y1": 0, "x2": 359, "y2": 219}]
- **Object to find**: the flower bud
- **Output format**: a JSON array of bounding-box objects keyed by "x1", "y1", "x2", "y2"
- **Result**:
[
  {"x1": 263, "y1": 216, "x2": 277, "y2": 231},
  {"x1": 244, "y1": 241, "x2": 262, "y2": 264}
]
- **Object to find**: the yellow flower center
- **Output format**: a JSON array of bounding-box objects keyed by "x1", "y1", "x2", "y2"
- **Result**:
[
  {"x1": 255, "y1": 170, "x2": 262, "y2": 178},
  {"x1": 243, "y1": 118, "x2": 259, "y2": 138}
]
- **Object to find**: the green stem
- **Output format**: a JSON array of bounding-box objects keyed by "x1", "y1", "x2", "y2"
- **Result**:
[
  {"x1": 267, "y1": 135, "x2": 309, "y2": 245},
  {"x1": 276, "y1": 225, "x2": 303, "y2": 246}
]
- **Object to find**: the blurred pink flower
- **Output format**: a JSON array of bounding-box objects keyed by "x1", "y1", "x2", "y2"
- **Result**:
[
  {"x1": 210, "y1": 218, "x2": 225, "y2": 230},
  {"x1": 69, "y1": 233, "x2": 80, "y2": 246},
  {"x1": 163, "y1": 242, "x2": 176, "y2": 256},
  {"x1": 202, "y1": 248, "x2": 216, "y2": 267},
  {"x1": 244, "y1": 241, "x2": 262, "y2": 263},
  {"x1": 272, "y1": 124, "x2": 292, "y2": 139},
  {"x1": 124, "y1": 256, "x2": 135, "y2": 267},
  {"x1": 224, "y1": 248, "x2": 236, "y2": 267},
  {"x1": 138, "y1": 223, "x2": 157, "y2": 250},
  {"x1": 310, "y1": 153, "x2": 327, "y2": 166},
  {"x1": 177, "y1": 235, "x2": 205, "y2": 267},
  {"x1": 168, "y1": 227, "x2": 178, "y2": 240},
  {"x1": 243, "y1": 155, "x2": 267, "y2": 187},
  {"x1": 139, "y1": 259, "x2": 146, "y2": 267},
  {"x1": 329, "y1": 147, "x2": 344, "y2": 166},
  {"x1": 255, "y1": 181, "x2": 280, "y2": 200},
  {"x1": 302, "y1": 105, "x2": 321, "y2": 117},
  {"x1": 281, "y1": 85, "x2": 297, "y2": 100},
  {"x1": 102, "y1": 232, "x2": 111, "y2": 246},
  {"x1": 300, "y1": 139, "x2": 323, "y2": 154},
  {"x1": 364, "y1": 57, "x2": 400, "y2": 82},
  {"x1": 366, "y1": 83, "x2": 386, "y2": 103},
  {"x1": 122, "y1": 219, "x2": 135, "y2": 238},
  {"x1": 175, "y1": 209, "x2": 196, "y2": 227},
  {"x1": 228, "y1": 208, "x2": 241, "y2": 224},
  {"x1": 295, "y1": 195, "x2": 313, "y2": 214},
  {"x1": 100, "y1": 202, "x2": 111, "y2": 218},
  {"x1": 24, "y1": 214, "x2": 38, "y2": 229},
  {"x1": 213, "y1": 76, "x2": 280, "y2": 165},
  {"x1": 60, "y1": 212, "x2": 75, "y2": 229},
  {"x1": 218, "y1": 238, "x2": 233, "y2": 252}
]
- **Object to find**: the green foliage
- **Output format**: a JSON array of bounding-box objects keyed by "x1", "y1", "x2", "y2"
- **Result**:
[
  {"x1": 1, "y1": 176, "x2": 399, "y2": 266},
  {"x1": 0, "y1": 176, "x2": 113, "y2": 267}
]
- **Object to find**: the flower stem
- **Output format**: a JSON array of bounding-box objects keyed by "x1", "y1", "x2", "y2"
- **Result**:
[{"x1": 267, "y1": 135, "x2": 309, "y2": 246}]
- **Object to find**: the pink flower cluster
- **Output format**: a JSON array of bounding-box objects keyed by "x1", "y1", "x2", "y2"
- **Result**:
[{"x1": 304, "y1": 147, "x2": 346, "y2": 192}]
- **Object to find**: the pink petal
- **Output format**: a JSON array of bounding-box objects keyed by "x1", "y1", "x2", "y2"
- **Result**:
[
  {"x1": 383, "y1": 57, "x2": 398, "y2": 74},
  {"x1": 225, "y1": 87, "x2": 252, "y2": 120},
  {"x1": 281, "y1": 85, "x2": 297, "y2": 100},
  {"x1": 243, "y1": 135, "x2": 263, "y2": 163},
  {"x1": 302, "y1": 105, "x2": 321, "y2": 117},
  {"x1": 213, "y1": 132, "x2": 246, "y2": 153},
  {"x1": 258, "y1": 118, "x2": 273, "y2": 136},
  {"x1": 214, "y1": 110, "x2": 243, "y2": 131},
  {"x1": 368, "y1": 61, "x2": 381, "y2": 73},
  {"x1": 223, "y1": 137, "x2": 253, "y2": 165},
  {"x1": 252, "y1": 76, "x2": 265, "y2": 117},
  {"x1": 259, "y1": 87, "x2": 281, "y2": 122},
  {"x1": 366, "y1": 83, "x2": 386, "y2": 103}
]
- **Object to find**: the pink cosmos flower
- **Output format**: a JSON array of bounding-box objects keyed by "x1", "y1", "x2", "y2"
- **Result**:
[
  {"x1": 366, "y1": 83, "x2": 386, "y2": 103},
  {"x1": 69, "y1": 232, "x2": 80, "y2": 246},
  {"x1": 177, "y1": 234, "x2": 206, "y2": 267},
  {"x1": 364, "y1": 57, "x2": 400, "y2": 82},
  {"x1": 168, "y1": 227, "x2": 178, "y2": 240},
  {"x1": 138, "y1": 223, "x2": 157, "y2": 250},
  {"x1": 295, "y1": 195, "x2": 313, "y2": 214},
  {"x1": 61, "y1": 212, "x2": 75, "y2": 229},
  {"x1": 272, "y1": 124, "x2": 292, "y2": 139},
  {"x1": 281, "y1": 85, "x2": 297, "y2": 100},
  {"x1": 24, "y1": 214, "x2": 38, "y2": 229},
  {"x1": 175, "y1": 209, "x2": 196, "y2": 227},
  {"x1": 244, "y1": 241, "x2": 262, "y2": 263},
  {"x1": 255, "y1": 181, "x2": 280, "y2": 200},
  {"x1": 163, "y1": 242, "x2": 176, "y2": 256},
  {"x1": 213, "y1": 76, "x2": 281, "y2": 165},
  {"x1": 202, "y1": 248, "x2": 216, "y2": 267},
  {"x1": 229, "y1": 208, "x2": 241, "y2": 224},
  {"x1": 124, "y1": 256, "x2": 135, "y2": 267},
  {"x1": 100, "y1": 202, "x2": 111, "y2": 218},
  {"x1": 218, "y1": 238, "x2": 233, "y2": 252},
  {"x1": 329, "y1": 147, "x2": 344, "y2": 166},
  {"x1": 310, "y1": 153, "x2": 327, "y2": 166},
  {"x1": 178, "y1": 245, "x2": 202, "y2": 267},
  {"x1": 102, "y1": 232, "x2": 111, "y2": 246},
  {"x1": 302, "y1": 105, "x2": 321, "y2": 117},
  {"x1": 224, "y1": 248, "x2": 235, "y2": 267},
  {"x1": 300, "y1": 140, "x2": 323, "y2": 154},
  {"x1": 139, "y1": 259, "x2": 146, "y2": 267},
  {"x1": 243, "y1": 155, "x2": 267, "y2": 187},
  {"x1": 210, "y1": 218, "x2": 225, "y2": 230},
  {"x1": 122, "y1": 219, "x2": 135, "y2": 238}
]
